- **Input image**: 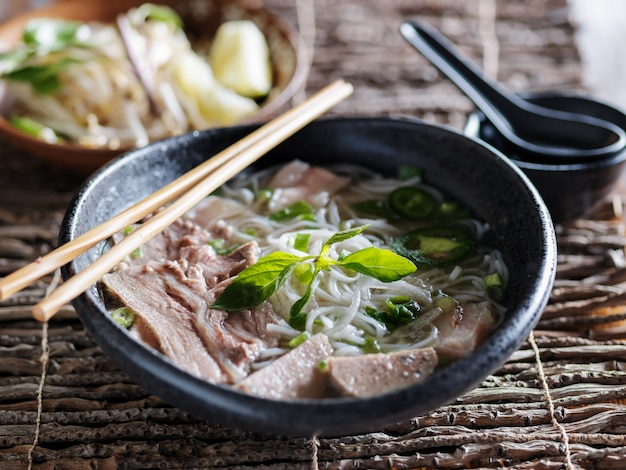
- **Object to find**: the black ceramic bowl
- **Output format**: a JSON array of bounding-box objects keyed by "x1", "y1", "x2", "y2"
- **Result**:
[
  {"x1": 464, "y1": 92, "x2": 626, "y2": 224},
  {"x1": 60, "y1": 117, "x2": 556, "y2": 436}
]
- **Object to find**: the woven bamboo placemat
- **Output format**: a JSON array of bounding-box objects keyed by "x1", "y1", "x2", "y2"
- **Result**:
[{"x1": 2, "y1": 0, "x2": 626, "y2": 468}]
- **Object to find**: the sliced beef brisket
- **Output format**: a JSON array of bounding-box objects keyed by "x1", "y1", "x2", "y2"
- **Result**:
[{"x1": 102, "y1": 240, "x2": 281, "y2": 384}]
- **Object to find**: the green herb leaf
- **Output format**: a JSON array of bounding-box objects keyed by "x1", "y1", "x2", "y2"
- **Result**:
[
  {"x1": 23, "y1": 19, "x2": 85, "y2": 50},
  {"x1": 322, "y1": 225, "x2": 369, "y2": 248},
  {"x1": 293, "y1": 262, "x2": 314, "y2": 284},
  {"x1": 5, "y1": 57, "x2": 81, "y2": 94},
  {"x1": 288, "y1": 273, "x2": 318, "y2": 327},
  {"x1": 484, "y1": 272, "x2": 504, "y2": 301},
  {"x1": 365, "y1": 296, "x2": 421, "y2": 329},
  {"x1": 363, "y1": 336, "x2": 381, "y2": 353},
  {"x1": 0, "y1": 49, "x2": 31, "y2": 74},
  {"x1": 269, "y1": 200, "x2": 314, "y2": 222},
  {"x1": 210, "y1": 252, "x2": 301, "y2": 311},
  {"x1": 256, "y1": 188, "x2": 274, "y2": 203},
  {"x1": 209, "y1": 238, "x2": 238, "y2": 255},
  {"x1": 337, "y1": 246, "x2": 416, "y2": 282},
  {"x1": 9, "y1": 115, "x2": 60, "y2": 142},
  {"x1": 133, "y1": 3, "x2": 183, "y2": 29}
]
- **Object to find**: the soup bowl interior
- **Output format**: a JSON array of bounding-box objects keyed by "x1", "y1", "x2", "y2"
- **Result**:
[{"x1": 60, "y1": 117, "x2": 556, "y2": 436}]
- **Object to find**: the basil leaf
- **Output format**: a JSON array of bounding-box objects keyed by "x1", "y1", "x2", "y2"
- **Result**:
[
  {"x1": 337, "y1": 246, "x2": 416, "y2": 282},
  {"x1": 293, "y1": 262, "x2": 314, "y2": 284},
  {"x1": 322, "y1": 225, "x2": 369, "y2": 248},
  {"x1": 210, "y1": 252, "x2": 301, "y2": 310}
]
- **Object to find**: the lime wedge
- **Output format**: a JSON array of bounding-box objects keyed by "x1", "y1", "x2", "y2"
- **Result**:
[
  {"x1": 174, "y1": 51, "x2": 215, "y2": 97},
  {"x1": 199, "y1": 85, "x2": 259, "y2": 126},
  {"x1": 209, "y1": 20, "x2": 272, "y2": 98}
]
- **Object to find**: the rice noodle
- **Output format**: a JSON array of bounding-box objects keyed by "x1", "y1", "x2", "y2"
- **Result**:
[{"x1": 188, "y1": 162, "x2": 508, "y2": 358}]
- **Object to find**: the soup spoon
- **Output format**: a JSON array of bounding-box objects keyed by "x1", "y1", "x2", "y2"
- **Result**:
[{"x1": 400, "y1": 20, "x2": 626, "y2": 163}]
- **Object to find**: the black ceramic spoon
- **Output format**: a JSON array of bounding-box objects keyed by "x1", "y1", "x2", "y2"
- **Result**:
[{"x1": 400, "y1": 20, "x2": 626, "y2": 163}]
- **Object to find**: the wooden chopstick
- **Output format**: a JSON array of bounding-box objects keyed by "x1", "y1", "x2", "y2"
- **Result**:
[
  {"x1": 0, "y1": 79, "x2": 352, "y2": 304},
  {"x1": 28, "y1": 79, "x2": 353, "y2": 322}
]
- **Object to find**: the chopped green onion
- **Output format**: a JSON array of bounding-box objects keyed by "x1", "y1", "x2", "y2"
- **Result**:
[
  {"x1": 434, "y1": 295, "x2": 457, "y2": 312},
  {"x1": 5, "y1": 57, "x2": 81, "y2": 94},
  {"x1": 363, "y1": 337, "x2": 381, "y2": 353},
  {"x1": 122, "y1": 226, "x2": 134, "y2": 236},
  {"x1": 244, "y1": 227, "x2": 258, "y2": 237},
  {"x1": 288, "y1": 331, "x2": 311, "y2": 348},
  {"x1": 318, "y1": 359, "x2": 329, "y2": 371},
  {"x1": 208, "y1": 238, "x2": 236, "y2": 255},
  {"x1": 293, "y1": 233, "x2": 310, "y2": 252},
  {"x1": 485, "y1": 272, "x2": 504, "y2": 301},
  {"x1": 9, "y1": 115, "x2": 61, "y2": 143},
  {"x1": 256, "y1": 188, "x2": 274, "y2": 203},
  {"x1": 130, "y1": 247, "x2": 141, "y2": 259},
  {"x1": 23, "y1": 19, "x2": 85, "y2": 50},
  {"x1": 134, "y1": 3, "x2": 183, "y2": 29},
  {"x1": 269, "y1": 200, "x2": 314, "y2": 222},
  {"x1": 111, "y1": 307, "x2": 136, "y2": 328}
]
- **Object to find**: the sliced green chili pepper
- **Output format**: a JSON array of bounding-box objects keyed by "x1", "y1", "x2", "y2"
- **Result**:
[
  {"x1": 388, "y1": 187, "x2": 437, "y2": 220},
  {"x1": 391, "y1": 226, "x2": 475, "y2": 267},
  {"x1": 351, "y1": 199, "x2": 390, "y2": 219}
]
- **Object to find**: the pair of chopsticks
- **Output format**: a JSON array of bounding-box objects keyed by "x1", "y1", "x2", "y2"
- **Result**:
[{"x1": 0, "y1": 79, "x2": 354, "y2": 322}]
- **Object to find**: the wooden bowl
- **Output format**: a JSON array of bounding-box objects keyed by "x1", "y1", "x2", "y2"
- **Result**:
[{"x1": 0, "y1": 0, "x2": 308, "y2": 175}]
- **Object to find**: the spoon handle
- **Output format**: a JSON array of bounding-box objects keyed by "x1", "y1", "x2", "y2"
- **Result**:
[
  {"x1": 400, "y1": 20, "x2": 625, "y2": 160},
  {"x1": 400, "y1": 20, "x2": 518, "y2": 135}
]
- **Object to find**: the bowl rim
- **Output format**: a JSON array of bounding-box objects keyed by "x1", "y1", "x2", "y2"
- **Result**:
[{"x1": 60, "y1": 116, "x2": 557, "y2": 436}]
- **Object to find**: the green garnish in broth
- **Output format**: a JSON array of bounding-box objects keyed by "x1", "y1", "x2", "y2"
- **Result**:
[
  {"x1": 211, "y1": 225, "x2": 416, "y2": 330},
  {"x1": 392, "y1": 226, "x2": 475, "y2": 267}
]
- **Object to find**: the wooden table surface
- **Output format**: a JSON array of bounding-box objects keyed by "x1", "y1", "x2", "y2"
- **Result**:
[{"x1": 2, "y1": 0, "x2": 626, "y2": 468}]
